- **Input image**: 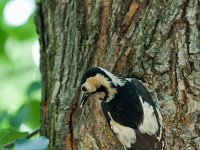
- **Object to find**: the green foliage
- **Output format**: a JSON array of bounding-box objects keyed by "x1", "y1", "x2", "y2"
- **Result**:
[
  {"x1": 0, "y1": 111, "x2": 7, "y2": 124},
  {"x1": 0, "y1": 0, "x2": 37, "y2": 48},
  {"x1": 0, "y1": 0, "x2": 41, "y2": 137},
  {"x1": 9, "y1": 101, "x2": 40, "y2": 129},
  {"x1": 26, "y1": 81, "x2": 41, "y2": 99},
  {"x1": 13, "y1": 137, "x2": 49, "y2": 150},
  {"x1": 0, "y1": 128, "x2": 28, "y2": 146}
]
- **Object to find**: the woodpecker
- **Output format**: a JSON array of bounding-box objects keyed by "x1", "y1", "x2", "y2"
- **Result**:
[{"x1": 80, "y1": 67, "x2": 163, "y2": 150}]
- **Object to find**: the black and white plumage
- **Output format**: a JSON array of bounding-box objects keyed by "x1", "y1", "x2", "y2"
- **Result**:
[{"x1": 80, "y1": 67, "x2": 164, "y2": 150}]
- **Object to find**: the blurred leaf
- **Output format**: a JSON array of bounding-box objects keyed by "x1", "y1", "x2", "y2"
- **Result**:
[
  {"x1": 0, "y1": 128, "x2": 28, "y2": 146},
  {"x1": 9, "y1": 105, "x2": 29, "y2": 129},
  {"x1": 13, "y1": 136, "x2": 49, "y2": 150},
  {"x1": 0, "y1": 111, "x2": 7, "y2": 123},
  {"x1": 1, "y1": 147, "x2": 11, "y2": 150},
  {"x1": 0, "y1": 28, "x2": 7, "y2": 57},
  {"x1": 0, "y1": 0, "x2": 8, "y2": 25},
  {"x1": 9, "y1": 101, "x2": 40, "y2": 128},
  {"x1": 25, "y1": 101, "x2": 40, "y2": 128},
  {"x1": 9, "y1": 100, "x2": 40, "y2": 129},
  {"x1": 26, "y1": 81, "x2": 41, "y2": 99},
  {"x1": 0, "y1": 0, "x2": 8, "y2": 56}
]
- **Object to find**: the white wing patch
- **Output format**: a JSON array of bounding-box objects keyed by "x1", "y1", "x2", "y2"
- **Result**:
[
  {"x1": 138, "y1": 96, "x2": 159, "y2": 135},
  {"x1": 156, "y1": 107, "x2": 163, "y2": 141},
  {"x1": 108, "y1": 112, "x2": 136, "y2": 148},
  {"x1": 99, "y1": 67, "x2": 125, "y2": 86},
  {"x1": 125, "y1": 78, "x2": 142, "y2": 83}
]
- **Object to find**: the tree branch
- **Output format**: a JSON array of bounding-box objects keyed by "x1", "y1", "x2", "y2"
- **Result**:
[{"x1": 2, "y1": 128, "x2": 40, "y2": 148}]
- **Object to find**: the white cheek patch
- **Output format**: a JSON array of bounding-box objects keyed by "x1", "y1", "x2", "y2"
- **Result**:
[
  {"x1": 108, "y1": 112, "x2": 136, "y2": 148},
  {"x1": 138, "y1": 96, "x2": 159, "y2": 135},
  {"x1": 83, "y1": 82, "x2": 96, "y2": 93}
]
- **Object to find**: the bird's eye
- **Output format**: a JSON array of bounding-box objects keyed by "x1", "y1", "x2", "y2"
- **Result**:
[{"x1": 81, "y1": 86, "x2": 87, "y2": 92}]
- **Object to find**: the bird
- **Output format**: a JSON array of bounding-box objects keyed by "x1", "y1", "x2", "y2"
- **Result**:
[{"x1": 79, "y1": 67, "x2": 164, "y2": 150}]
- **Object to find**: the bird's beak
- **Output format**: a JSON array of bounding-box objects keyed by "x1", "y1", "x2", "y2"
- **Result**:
[{"x1": 79, "y1": 91, "x2": 89, "y2": 108}]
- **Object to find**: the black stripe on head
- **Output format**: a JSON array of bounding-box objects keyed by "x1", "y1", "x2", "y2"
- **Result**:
[
  {"x1": 96, "y1": 85, "x2": 108, "y2": 100},
  {"x1": 81, "y1": 67, "x2": 111, "y2": 85}
]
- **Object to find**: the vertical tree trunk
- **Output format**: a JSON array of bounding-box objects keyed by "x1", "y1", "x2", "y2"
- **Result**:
[{"x1": 35, "y1": 0, "x2": 200, "y2": 149}]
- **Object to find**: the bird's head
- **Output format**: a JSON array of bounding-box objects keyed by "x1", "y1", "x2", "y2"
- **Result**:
[{"x1": 79, "y1": 67, "x2": 118, "y2": 107}]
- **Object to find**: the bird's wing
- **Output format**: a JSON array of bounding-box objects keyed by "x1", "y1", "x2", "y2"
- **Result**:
[
  {"x1": 102, "y1": 102, "x2": 163, "y2": 150},
  {"x1": 127, "y1": 78, "x2": 163, "y2": 144},
  {"x1": 101, "y1": 102, "x2": 137, "y2": 149},
  {"x1": 125, "y1": 78, "x2": 154, "y2": 105},
  {"x1": 128, "y1": 78, "x2": 162, "y2": 135},
  {"x1": 101, "y1": 78, "x2": 163, "y2": 149}
]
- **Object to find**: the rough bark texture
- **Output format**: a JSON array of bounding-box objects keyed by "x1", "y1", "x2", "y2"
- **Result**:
[{"x1": 35, "y1": 0, "x2": 200, "y2": 149}]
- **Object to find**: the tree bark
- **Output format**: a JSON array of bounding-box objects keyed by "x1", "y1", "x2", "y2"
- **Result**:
[{"x1": 35, "y1": 0, "x2": 200, "y2": 149}]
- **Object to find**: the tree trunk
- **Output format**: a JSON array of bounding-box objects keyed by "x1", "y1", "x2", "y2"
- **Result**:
[{"x1": 35, "y1": 0, "x2": 200, "y2": 149}]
